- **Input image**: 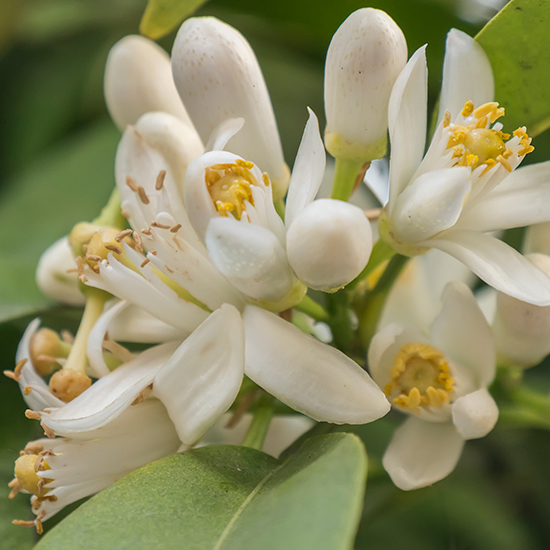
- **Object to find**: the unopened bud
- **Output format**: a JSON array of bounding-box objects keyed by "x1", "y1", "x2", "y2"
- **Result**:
[
  {"x1": 86, "y1": 228, "x2": 133, "y2": 263},
  {"x1": 324, "y1": 8, "x2": 407, "y2": 162},
  {"x1": 14, "y1": 454, "x2": 51, "y2": 497},
  {"x1": 493, "y1": 253, "x2": 550, "y2": 367},
  {"x1": 286, "y1": 199, "x2": 373, "y2": 291},
  {"x1": 49, "y1": 369, "x2": 91, "y2": 402},
  {"x1": 29, "y1": 329, "x2": 67, "y2": 376}
]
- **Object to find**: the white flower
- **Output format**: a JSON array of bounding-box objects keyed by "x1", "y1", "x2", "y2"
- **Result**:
[
  {"x1": 324, "y1": 8, "x2": 407, "y2": 162},
  {"x1": 185, "y1": 108, "x2": 373, "y2": 298},
  {"x1": 104, "y1": 35, "x2": 194, "y2": 131},
  {"x1": 171, "y1": 16, "x2": 289, "y2": 200},
  {"x1": 380, "y1": 28, "x2": 550, "y2": 305},
  {"x1": 368, "y1": 281, "x2": 498, "y2": 490}
]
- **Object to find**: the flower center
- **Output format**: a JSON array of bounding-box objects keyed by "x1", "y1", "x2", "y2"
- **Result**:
[
  {"x1": 444, "y1": 101, "x2": 534, "y2": 174},
  {"x1": 206, "y1": 159, "x2": 269, "y2": 219},
  {"x1": 14, "y1": 454, "x2": 51, "y2": 497},
  {"x1": 384, "y1": 342, "x2": 455, "y2": 412}
]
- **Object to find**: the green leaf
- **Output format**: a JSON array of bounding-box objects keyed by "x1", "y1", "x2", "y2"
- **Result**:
[
  {"x1": 140, "y1": 0, "x2": 208, "y2": 39},
  {"x1": 36, "y1": 433, "x2": 367, "y2": 550},
  {"x1": 476, "y1": 0, "x2": 550, "y2": 136}
]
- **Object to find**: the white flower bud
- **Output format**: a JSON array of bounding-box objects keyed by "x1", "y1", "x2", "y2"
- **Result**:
[
  {"x1": 104, "y1": 35, "x2": 193, "y2": 131},
  {"x1": 324, "y1": 9, "x2": 407, "y2": 162},
  {"x1": 171, "y1": 17, "x2": 290, "y2": 200},
  {"x1": 286, "y1": 199, "x2": 373, "y2": 291},
  {"x1": 493, "y1": 253, "x2": 550, "y2": 367}
]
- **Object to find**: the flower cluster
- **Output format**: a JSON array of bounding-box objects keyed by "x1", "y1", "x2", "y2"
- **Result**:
[{"x1": 7, "y1": 6, "x2": 550, "y2": 534}]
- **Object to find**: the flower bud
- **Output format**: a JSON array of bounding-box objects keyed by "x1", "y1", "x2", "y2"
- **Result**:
[
  {"x1": 171, "y1": 17, "x2": 289, "y2": 200},
  {"x1": 324, "y1": 9, "x2": 407, "y2": 162},
  {"x1": 14, "y1": 454, "x2": 51, "y2": 497},
  {"x1": 492, "y1": 253, "x2": 550, "y2": 367},
  {"x1": 286, "y1": 199, "x2": 373, "y2": 291},
  {"x1": 29, "y1": 329, "x2": 68, "y2": 376},
  {"x1": 104, "y1": 35, "x2": 193, "y2": 131}
]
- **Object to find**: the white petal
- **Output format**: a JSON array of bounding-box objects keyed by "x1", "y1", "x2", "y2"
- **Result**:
[
  {"x1": 428, "y1": 230, "x2": 550, "y2": 305},
  {"x1": 383, "y1": 416, "x2": 464, "y2": 490},
  {"x1": 153, "y1": 305, "x2": 244, "y2": 445},
  {"x1": 243, "y1": 306, "x2": 390, "y2": 424},
  {"x1": 430, "y1": 281, "x2": 496, "y2": 387},
  {"x1": 35, "y1": 237, "x2": 84, "y2": 306},
  {"x1": 452, "y1": 388, "x2": 498, "y2": 439},
  {"x1": 42, "y1": 342, "x2": 179, "y2": 435},
  {"x1": 438, "y1": 29, "x2": 494, "y2": 123},
  {"x1": 104, "y1": 35, "x2": 192, "y2": 130},
  {"x1": 285, "y1": 108, "x2": 326, "y2": 227},
  {"x1": 205, "y1": 118, "x2": 245, "y2": 152},
  {"x1": 206, "y1": 217, "x2": 295, "y2": 302},
  {"x1": 456, "y1": 161, "x2": 550, "y2": 232},
  {"x1": 172, "y1": 17, "x2": 288, "y2": 198},
  {"x1": 392, "y1": 167, "x2": 471, "y2": 243},
  {"x1": 286, "y1": 199, "x2": 373, "y2": 291},
  {"x1": 387, "y1": 46, "x2": 428, "y2": 214},
  {"x1": 364, "y1": 158, "x2": 390, "y2": 206},
  {"x1": 16, "y1": 319, "x2": 64, "y2": 410}
]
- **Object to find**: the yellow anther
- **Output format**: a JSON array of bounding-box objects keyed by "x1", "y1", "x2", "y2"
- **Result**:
[
  {"x1": 262, "y1": 173, "x2": 271, "y2": 187},
  {"x1": 236, "y1": 159, "x2": 254, "y2": 170},
  {"x1": 14, "y1": 455, "x2": 51, "y2": 497},
  {"x1": 443, "y1": 110, "x2": 451, "y2": 128},
  {"x1": 497, "y1": 154, "x2": 512, "y2": 172},
  {"x1": 488, "y1": 107, "x2": 505, "y2": 123},
  {"x1": 473, "y1": 102, "x2": 499, "y2": 119},
  {"x1": 475, "y1": 115, "x2": 488, "y2": 129},
  {"x1": 462, "y1": 101, "x2": 474, "y2": 117},
  {"x1": 386, "y1": 342, "x2": 454, "y2": 412}
]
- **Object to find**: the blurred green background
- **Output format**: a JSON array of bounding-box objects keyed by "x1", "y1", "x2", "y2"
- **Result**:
[{"x1": 1, "y1": 0, "x2": 550, "y2": 548}]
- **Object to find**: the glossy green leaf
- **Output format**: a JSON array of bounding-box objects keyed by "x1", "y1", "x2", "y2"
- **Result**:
[
  {"x1": 37, "y1": 433, "x2": 367, "y2": 550},
  {"x1": 140, "y1": 0, "x2": 208, "y2": 39},
  {"x1": 476, "y1": 0, "x2": 550, "y2": 136}
]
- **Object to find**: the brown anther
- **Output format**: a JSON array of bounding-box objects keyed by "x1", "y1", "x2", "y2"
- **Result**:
[
  {"x1": 170, "y1": 224, "x2": 182, "y2": 233},
  {"x1": 79, "y1": 274, "x2": 87, "y2": 283},
  {"x1": 85, "y1": 254, "x2": 102, "y2": 262},
  {"x1": 24, "y1": 444, "x2": 44, "y2": 454},
  {"x1": 25, "y1": 410, "x2": 41, "y2": 421},
  {"x1": 133, "y1": 232, "x2": 143, "y2": 253},
  {"x1": 151, "y1": 250, "x2": 158, "y2": 256},
  {"x1": 76, "y1": 256, "x2": 84, "y2": 275},
  {"x1": 34, "y1": 456, "x2": 45, "y2": 472},
  {"x1": 37, "y1": 478, "x2": 45, "y2": 494},
  {"x1": 121, "y1": 209, "x2": 130, "y2": 219},
  {"x1": 442, "y1": 110, "x2": 451, "y2": 127},
  {"x1": 41, "y1": 422, "x2": 55, "y2": 439},
  {"x1": 141, "y1": 228, "x2": 152, "y2": 235},
  {"x1": 36, "y1": 510, "x2": 46, "y2": 535},
  {"x1": 39, "y1": 449, "x2": 55, "y2": 457},
  {"x1": 151, "y1": 221, "x2": 171, "y2": 229},
  {"x1": 82, "y1": 244, "x2": 88, "y2": 253},
  {"x1": 8, "y1": 479, "x2": 21, "y2": 499},
  {"x1": 115, "y1": 229, "x2": 133, "y2": 242},
  {"x1": 155, "y1": 170, "x2": 166, "y2": 190},
  {"x1": 23, "y1": 386, "x2": 32, "y2": 396},
  {"x1": 104, "y1": 243, "x2": 123, "y2": 255},
  {"x1": 140, "y1": 258, "x2": 150, "y2": 268},
  {"x1": 91, "y1": 265, "x2": 100, "y2": 274},
  {"x1": 137, "y1": 186, "x2": 150, "y2": 204},
  {"x1": 12, "y1": 520, "x2": 36, "y2": 529},
  {"x1": 166, "y1": 266, "x2": 174, "y2": 273},
  {"x1": 61, "y1": 331, "x2": 74, "y2": 344},
  {"x1": 65, "y1": 267, "x2": 78, "y2": 274},
  {"x1": 3, "y1": 370, "x2": 16, "y2": 381},
  {"x1": 126, "y1": 175, "x2": 138, "y2": 192},
  {"x1": 131, "y1": 383, "x2": 153, "y2": 405}
]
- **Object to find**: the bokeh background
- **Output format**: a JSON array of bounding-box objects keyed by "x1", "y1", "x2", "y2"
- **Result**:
[{"x1": 2, "y1": 0, "x2": 550, "y2": 548}]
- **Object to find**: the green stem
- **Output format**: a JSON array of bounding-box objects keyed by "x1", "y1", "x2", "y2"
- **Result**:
[
  {"x1": 347, "y1": 239, "x2": 396, "y2": 291},
  {"x1": 331, "y1": 158, "x2": 365, "y2": 201},
  {"x1": 510, "y1": 386, "x2": 550, "y2": 416},
  {"x1": 294, "y1": 295, "x2": 330, "y2": 323},
  {"x1": 93, "y1": 188, "x2": 126, "y2": 229},
  {"x1": 241, "y1": 394, "x2": 275, "y2": 451}
]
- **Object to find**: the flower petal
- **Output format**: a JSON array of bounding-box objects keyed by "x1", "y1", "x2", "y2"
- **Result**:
[
  {"x1": 383, "y1": 416, "x2": 464, "y2": 490},
  {"x1": 427, "y1": 230, "x2": 550, "y2": 305},
  {"x1": 152, "y1": 305, "x2": 244, "y2": 445},
  {"x1": 457, "y1": 161, "x2": 550, "y2": 232},
  {"x1": 452, "y1": 388, "x2": 498, "y2": 440},
  {"x1": 392, "y1": 167, "x2": 471, "y2": 243},
  {"x1": 430, "y1": 281, "x2": 496, "y2": 387},
  {"x1": 205, "y1": 118, "x2": 245, "y2": 152},
  {"x1": 206, "y1": 217, "x2": 295, "y2": 302},
  {"x1": 284, "y1": 108, "x2": 326, "y2": 228},
  {"x1": 438, "y1": 29, "x2": 494, "y2": 123},
  {"x1": 387, "y1": 46, "x2": 428, "y2": 214},
  {"x1": 243, "y1": 305, "x2": 390, "y2": 424},
  {"x1": 42, "y1": 342, "x2": 179, "y2": 435}
]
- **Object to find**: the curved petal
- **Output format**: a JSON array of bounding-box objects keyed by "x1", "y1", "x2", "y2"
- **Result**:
[
  {"x1": 392, "y1": 167, "x2": 471, "y2": 243},
  {"x1": 41, "y1": 342, "x2": 179, "y2": 435},
  {"x1": 285, "y1": 108, "x2": 326, "y2": 228},
  {"x1": 205, "y1": 118, "x2": 244, "y2": 152},
  {"x1": 152, "y1": 305, "x2": 244, "y2": 445},
  {"x1": 456, "y1": 161, "x2": 550, "y2": 232},
  {"x1": 206, "y1": 217, "x2": 295, "y2": 302},
  {"x1": 427, "y1": 230, "x2": 550, "y2": 305},
  {"x1": 243, "y1": 306, "x2": 390, "y2": 424},
  {"x1": 387, "y1": 46, "x2": 428, "y2": 214},
  {"x1": 452, "y1": 388, "x2": 498, "y2": 440},
  {"x1": 430, "y1": 281, "x2": 496, "y2": 387},
  {"x1": 383, "y1": 416, "x2": 464, "y2": 490},
  {"x1": 438, "y1": 29, "x2": 494, "y2": 124}
]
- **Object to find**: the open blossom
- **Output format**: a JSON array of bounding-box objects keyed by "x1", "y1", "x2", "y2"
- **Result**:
[
  {"x1": 369, "y1": 282, "x2": 498, "y2": 490},
  {"x1": 379, "y1": 28, "x2": 550, "y2": 305}
]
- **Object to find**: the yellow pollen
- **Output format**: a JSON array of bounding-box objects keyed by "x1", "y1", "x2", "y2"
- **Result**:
[
  {"x1": 205, "y1": 161, "x2": 261, "y2": 219},
  {"x1": 14, "y1": 454, "x2": 51, "y2": 497},
  {"x1": 386, "y1": 342, "x2": 455, "y2": 413}
]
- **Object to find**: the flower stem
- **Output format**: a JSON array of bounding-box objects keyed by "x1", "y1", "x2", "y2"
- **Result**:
[
  {"x1": 294, "y1": 295, "x2": 330, "y2": 323},
  {"x1": 331, "y1": 158, "x2": 368, "y2": 201},
  {"x1": 241, "y1": 393, "x2": 275, "y2": 451}
]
